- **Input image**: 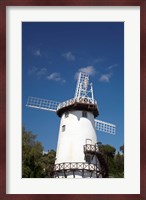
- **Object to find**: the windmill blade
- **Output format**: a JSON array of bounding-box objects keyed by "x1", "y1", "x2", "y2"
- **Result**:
[
  {"x1": 74, "y1": 72, "x2": 90, "y2": 99},
  {"x1": 95, "y1": 119, "x2": 116, "y2": 135},
  {"x1": 26, "y1": 96, "x2": 60, "y2": 112}
]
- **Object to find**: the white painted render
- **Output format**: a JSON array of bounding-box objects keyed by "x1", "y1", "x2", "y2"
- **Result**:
[{"x1": 55, "y1": 110, "x2": 98, "y2": 164}]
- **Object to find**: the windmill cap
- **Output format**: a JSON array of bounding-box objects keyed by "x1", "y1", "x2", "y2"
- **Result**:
[{"x1": 56, "y1": 98, "x2": 99, "y2": 117}]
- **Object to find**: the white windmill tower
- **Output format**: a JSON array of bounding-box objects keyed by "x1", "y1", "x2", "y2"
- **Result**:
[{"x1": 26, "y1": 72, "x2": 116, "y2": 178}]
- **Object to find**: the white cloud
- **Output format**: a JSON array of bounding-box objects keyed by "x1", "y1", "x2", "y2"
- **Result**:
[
  {"x1": 30, "y1": 47, "x2": 41, "y2": 56},
  {"x1": 28, "y1": 67, "x2": 47, "y2": 79},
  {"x1": 36, "y1": 68, "x2": 47, "y2": 78},
  {"x1": 108, "y1": 64, "x2": 118, "y2": 70},
  {"x1": 28, "y1": 67, "x2": 65, "y2": 83},
  {"x1": 62, "y1": 52, "x2": 75, "y2": 61},
  {"x1": 75, "y1": 66, "x2": 96, "y2": 79},
  {"x1": 99, "y1": 73, "x2": 112, "y2": 83},
  {"x1": 47, "y1": 73, "x2": 61, "y2": 81},
  {"x1": 79, "y1": 66, "x2": 96, "y2": 75},
  {"x1": 98, "y1": 64, "x2": 117, "y2": 83},
  {"x1": 47, "y1": 72, "x2": 66, "y2": 83}
]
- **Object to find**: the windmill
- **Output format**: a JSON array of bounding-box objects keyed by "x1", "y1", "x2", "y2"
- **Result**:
[{"x1": 26, "y1": 72, "x2": 116, "y2": 178}]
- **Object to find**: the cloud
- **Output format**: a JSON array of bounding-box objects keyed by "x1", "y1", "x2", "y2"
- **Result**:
[
  {"x1": 75, "y1": 66, "x2": 96, "y2": 79},
  {"x1": 28, "y1": 67, "x2": 66, "y2": 84},
  {"x1": 34, "y1": 49, "x2": 41, "y2": 56},
  {"x1": 99, "y1": 73, "x2": 112, "y2": 83},
  {"x1": 79, "y1": 66, "x2": 96, "y2": 75},
  {"x1": 98, "y1": 64, "x2": 117, "y2": 82},
  {"x1": 28, "y1": 66, "x2": 47, "y2": 79},
  {"x1": 47, "y1": 72, "x2": 66, "y2": 83},
  {"x1": 62, "y1": 52, "x2": 75, "y2": 61},
  {"x1": 47, "y1": 73, "x2": 61, "y2": 81},
  {"x1": 29, "y1": 47, "x2": 41, "y2": 56},
  {"x1": 36, "y1": 68, "x2": 48, "y2": 78},
  {"x1": 108, "y1": 64, "x2": 118, "y2": 70}
]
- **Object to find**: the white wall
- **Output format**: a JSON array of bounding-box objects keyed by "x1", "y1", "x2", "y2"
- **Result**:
[{"x1": 55, "y1": 110, "x2": 98, "y2": 164}]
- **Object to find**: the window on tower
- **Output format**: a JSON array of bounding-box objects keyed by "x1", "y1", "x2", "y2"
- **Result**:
[
  {"x1": 65, "y1": 112, "x2": 69, "y2": 118},
  {"x1": 82, "y1": 111, "x2": 87, "y2": 118},
  {"x1": 62, "y1": 125, "x2": 66, "y2": 132}
]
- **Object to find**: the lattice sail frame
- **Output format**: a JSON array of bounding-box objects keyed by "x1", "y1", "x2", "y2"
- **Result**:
[
  {"x1": 95, "y1": 119, "x2": 116, "y2": 135},
  {"x1": 74, "y1": 72, "x2": 94, "y2": 103},
  {"x1": 26, "y1": 96, "x2": 60, "y2": 112}
]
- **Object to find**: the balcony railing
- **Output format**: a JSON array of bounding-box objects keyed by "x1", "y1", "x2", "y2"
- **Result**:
[
  {"x1": 54, "y1": 162, "x2": 99, "y2": 172},
  {"x1": 57, "y1": 97, "x2": 98, "y2": 111},
  {"x1": 83, "y1": 144, "x2": 98, "y2": 154}
]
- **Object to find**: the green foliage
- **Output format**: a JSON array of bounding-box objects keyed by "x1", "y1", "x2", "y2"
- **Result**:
[
  {"x1": 98, "y1": 144, "x2": 124, "y2": 178},
  {"x1": 22, "y1": 126, "x2": 56, "y2": 178},
  {"x1": 99, "y1": 144, "x2": 116, "y2": 158},
  {"x1": 41, "y1": 150, "x2": 56, "y2": 178}
]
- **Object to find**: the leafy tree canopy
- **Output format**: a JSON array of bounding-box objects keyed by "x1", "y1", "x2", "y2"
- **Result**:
[
  {"x1": 98, "y1": 143, "x2": 124, "y2": 178},
  {"x1": 22, "y1": 126, "x2": 56, "y2": 178}
]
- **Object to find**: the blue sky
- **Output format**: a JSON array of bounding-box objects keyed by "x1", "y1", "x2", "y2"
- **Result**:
[{"x1": 22, "y1": 22, "x2": 124, "y2": 152}]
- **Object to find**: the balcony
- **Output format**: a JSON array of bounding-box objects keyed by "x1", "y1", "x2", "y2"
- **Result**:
[{"x1": 83, "y1": 144, "x2": 98, "y2": 154}]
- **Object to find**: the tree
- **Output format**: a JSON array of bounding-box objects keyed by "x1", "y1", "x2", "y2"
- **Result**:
[
  {"x1": 22, "y1": 126, "x2": 56, "y2": 178},
  {"x1": 41, "y1": 150, "x2": 56, "y2": 178},
  {"x1": 22, "y1": 126, "x2": 45, "y2": 177},
  {"x1": 98, "y1": 143, "x2": 124, "y2": 178},
  {"x1": 114, "y1": 152, "x2": 124, "y2": 177}
]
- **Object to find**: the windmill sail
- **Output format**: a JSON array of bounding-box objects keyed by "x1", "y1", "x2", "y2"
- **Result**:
[
  {"x1": 95, "y1": 119, "x2": 116, "y2": 135},
  {"x1": 26, "y1": 96, "x2": 60, "y2": 112},
  {"x1": 75, "y1": 72, "x2": 89, "y2": 98}
]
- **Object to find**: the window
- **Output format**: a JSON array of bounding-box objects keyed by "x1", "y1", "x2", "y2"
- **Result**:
[
  {"x1": 86, "y1": 139, "x2": 92, "y2": 145},
  {"x1": 65, "y1": 112, "x2": 69, "y2": 118},
  {"x1": 62, "y1": 125, "x2": 66, "y2": 132},
  {"x1": 82, "y1": 111, "x2": 87, "y2": 118}
]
